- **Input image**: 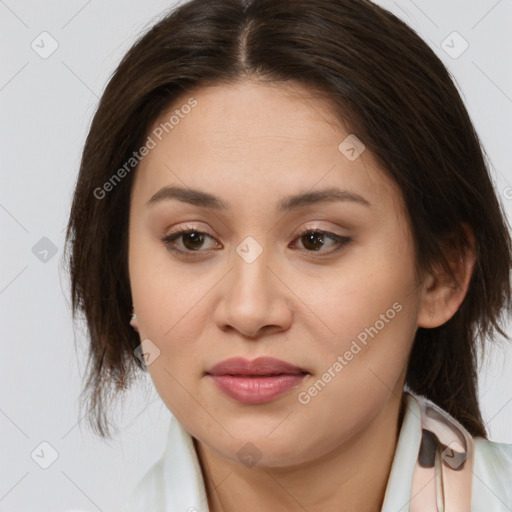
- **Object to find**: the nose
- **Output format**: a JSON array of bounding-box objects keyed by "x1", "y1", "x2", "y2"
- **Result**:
[{"x1": 212, "y1": 248, "x2": 294, "y2": 339}]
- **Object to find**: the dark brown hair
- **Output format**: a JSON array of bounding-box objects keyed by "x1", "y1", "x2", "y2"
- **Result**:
[{"x1": 62, "y1": 0, "x2": 512, "y2": 438}]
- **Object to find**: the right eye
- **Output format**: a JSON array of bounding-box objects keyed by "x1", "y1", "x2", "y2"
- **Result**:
[{"x1": 160, "y1": 227, "x2": 222, "y2": 256}]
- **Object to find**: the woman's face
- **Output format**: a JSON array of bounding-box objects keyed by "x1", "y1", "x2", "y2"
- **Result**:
[{"x1": 128, "y1": 80, "x2": 427, "y2": 467}]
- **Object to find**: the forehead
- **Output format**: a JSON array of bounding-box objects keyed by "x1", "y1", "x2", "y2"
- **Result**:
[{"x1": 130, "y1": 80, "x2": 406, "y2": 220}]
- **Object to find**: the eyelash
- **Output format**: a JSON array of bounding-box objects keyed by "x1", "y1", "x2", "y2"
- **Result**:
[{"x1": 160, "y1": 226, "x2": 352, "y2": 258}]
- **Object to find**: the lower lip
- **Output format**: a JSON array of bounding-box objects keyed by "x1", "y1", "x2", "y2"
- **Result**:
[{"x1": 208, "y1": 374, "x2": 307, "y2": 404}]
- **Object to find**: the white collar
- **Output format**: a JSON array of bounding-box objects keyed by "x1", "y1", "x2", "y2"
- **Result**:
[{"x1": 381, "y1": 392, "x2": 422, "y2": 510}]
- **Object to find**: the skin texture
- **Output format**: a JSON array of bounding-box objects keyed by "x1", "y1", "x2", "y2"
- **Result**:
[{"x1": 128, "y1": 80, "x2": 475, "y2": 511}]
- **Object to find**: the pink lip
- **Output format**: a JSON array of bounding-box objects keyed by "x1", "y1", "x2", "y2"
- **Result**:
[{"x1": 206, "y1": 357, "x2": 308, "y2": 405}]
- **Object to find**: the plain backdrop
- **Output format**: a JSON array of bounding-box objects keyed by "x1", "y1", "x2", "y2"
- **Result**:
[{"x1": 1, "y1": 0, "x2": 511, "y2": 510}]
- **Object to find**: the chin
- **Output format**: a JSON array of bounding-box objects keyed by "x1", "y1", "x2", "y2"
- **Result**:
[{"x1": 201, "y1": 425, "x2": 316, "y2": 469}]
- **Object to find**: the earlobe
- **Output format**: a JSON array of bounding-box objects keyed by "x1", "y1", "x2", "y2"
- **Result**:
[
  {"x1": 417, "y1": 223, "x2": 476, "y2": 329},
  {"x1": 130, "y1": 307, "x2": 139, "y2": 332}
]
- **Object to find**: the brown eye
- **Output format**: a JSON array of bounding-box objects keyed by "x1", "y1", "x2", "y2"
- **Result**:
[
  {"x1": 180, "y1": 231, "x2": 206, "y2": 250},
  {"x1": 160, "y1": 228, "x2": 221, "y2": 256},
  {"x1": 293, "y1": 229, "x2": 352, "y2": 254},
  {"x1": 301, "y1": 231, "x2": 326, "y2": 251}
]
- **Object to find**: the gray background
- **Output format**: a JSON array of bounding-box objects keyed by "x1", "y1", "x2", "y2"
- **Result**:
[{"x1": 1, "y1": 0, "x2": 511, "y2": 510}]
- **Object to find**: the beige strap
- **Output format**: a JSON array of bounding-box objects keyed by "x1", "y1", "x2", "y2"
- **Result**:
[{"x1": 408, "y1": 392, "x2": 474, "y2": 512}]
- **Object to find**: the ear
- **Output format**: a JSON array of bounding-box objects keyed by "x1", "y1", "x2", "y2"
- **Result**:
[
  {"x1": 130, "y1": 309, "x2": 139, "y2": 333},
  {"x1": 417, "y1": 223, "x2": 476, "y2": 329}
]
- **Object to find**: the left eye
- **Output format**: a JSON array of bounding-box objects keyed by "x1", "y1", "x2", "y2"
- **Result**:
[
  {"x1": 160, "y1": 228, "x2": 351, "y2": 256},
  {"x1": 292, "y1": 229, "x2": 351, "y2": 253}
]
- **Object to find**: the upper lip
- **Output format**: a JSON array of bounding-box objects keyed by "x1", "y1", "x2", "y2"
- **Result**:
[{"x1": 206, "y1": 357, "x2": 308, "y2": 376}]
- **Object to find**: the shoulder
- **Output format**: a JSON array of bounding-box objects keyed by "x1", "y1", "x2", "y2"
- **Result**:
[{"x1": 472, "y1": 437, "x2": 512, "y2": 509}]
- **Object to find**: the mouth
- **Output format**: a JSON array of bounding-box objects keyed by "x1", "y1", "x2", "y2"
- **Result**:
[
  {"x1": 206, "y1": 356, "x2": 309, "y2": 404},
  {"x1": 217, "y1": 372, "x2": 308, "y2": 376},
  {"x1": 206, "y1": 356, "x2": 308, "y2": 376}
]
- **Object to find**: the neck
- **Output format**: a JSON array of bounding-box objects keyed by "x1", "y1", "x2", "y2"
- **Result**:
[{"x1": 195, "y1": 392, "x2": 406, "y2": 512}]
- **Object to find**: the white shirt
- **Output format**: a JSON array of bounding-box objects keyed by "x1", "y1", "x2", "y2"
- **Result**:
[{"x1": 122, "y1": 392, "x2": 512, "y2": 511}]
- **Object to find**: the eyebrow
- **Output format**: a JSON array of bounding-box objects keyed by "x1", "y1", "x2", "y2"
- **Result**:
[{"x1": 146, "y1": 185, "x2": 371, "y2": 212}]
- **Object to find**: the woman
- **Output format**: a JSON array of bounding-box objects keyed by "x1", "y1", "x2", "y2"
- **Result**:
[{"x1": 64, "y1": 0, "x2": 512, "y2": 510}]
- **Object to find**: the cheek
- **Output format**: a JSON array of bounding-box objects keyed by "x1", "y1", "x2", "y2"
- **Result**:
[
  {"x1": 299, "y1": 238, "x2": 419, "y2": 412},
  {"x1": 307, "y1": 247, "x2": 417, "y2": 352},
  {"x1": 129, "y1": 235, "x2": 210, "y2": 335},
  {"x1": 142, "y1": 317, "x2": 209, "y2": 422}
]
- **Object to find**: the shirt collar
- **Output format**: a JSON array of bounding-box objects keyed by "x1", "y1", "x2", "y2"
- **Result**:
[
  {"x1": 161, "y1": 415, "x2": 211, "y2": 512},
  {"x1": 381, "y1": 392, "x2": 422, "y2": 511}
]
